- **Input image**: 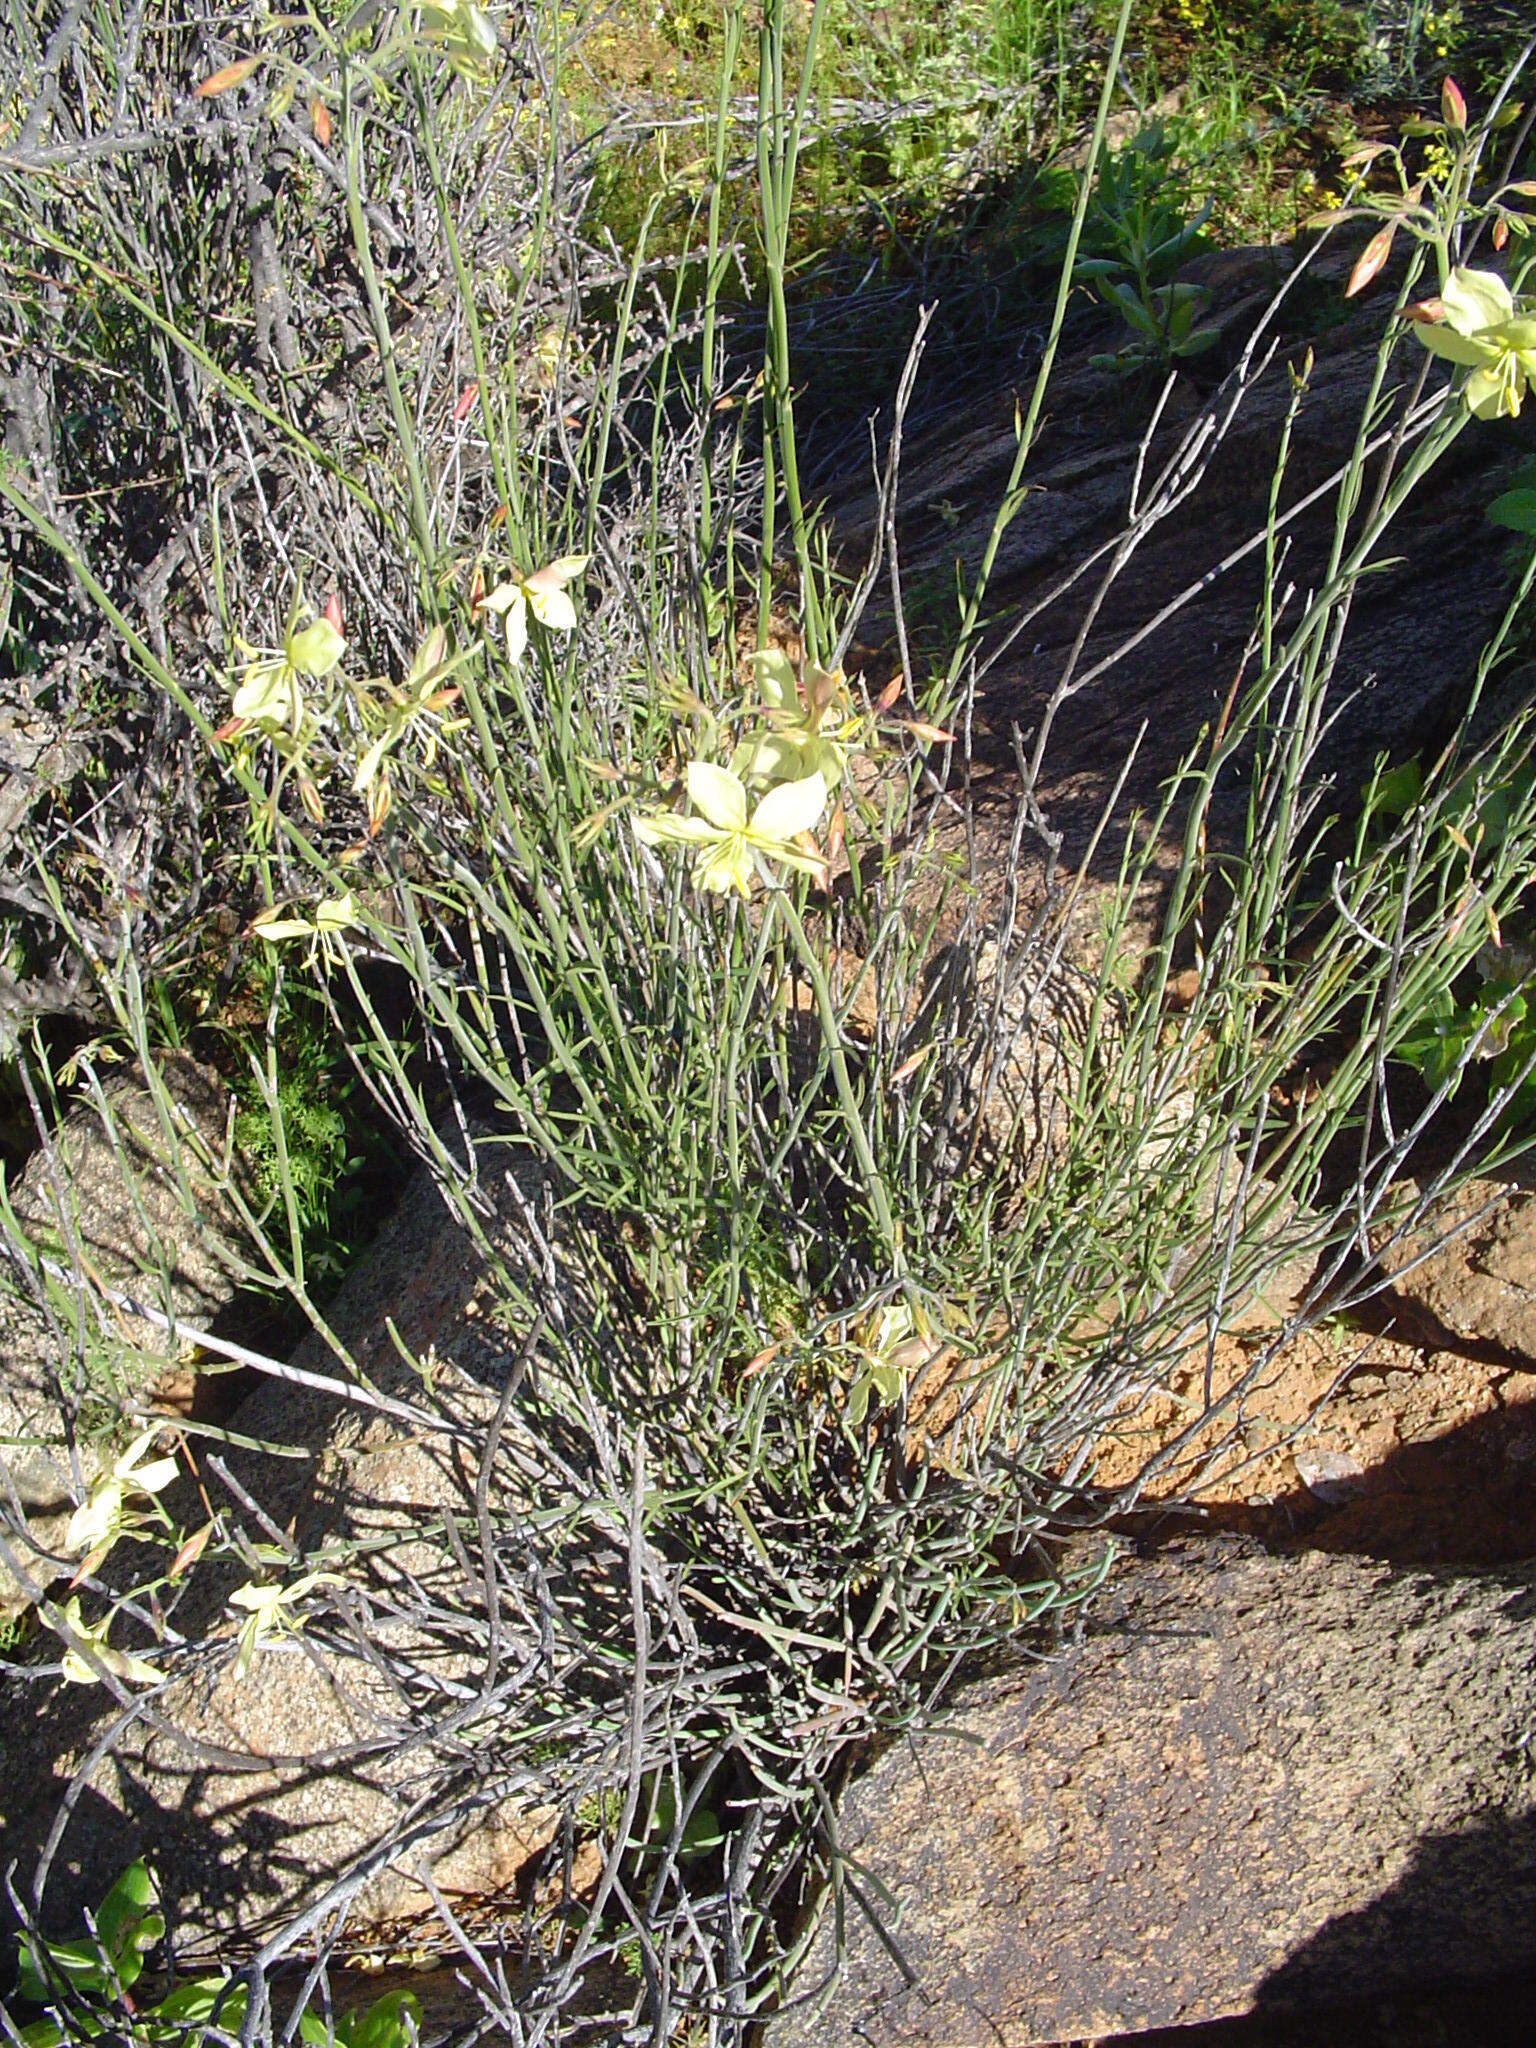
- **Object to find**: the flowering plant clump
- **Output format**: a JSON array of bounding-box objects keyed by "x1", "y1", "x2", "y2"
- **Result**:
[{"x1": 1407, "y1": 266, "x2": 1536, "y2": 419}]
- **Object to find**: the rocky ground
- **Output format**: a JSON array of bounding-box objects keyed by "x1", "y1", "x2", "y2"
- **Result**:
[{"x1": 1093, "y1": 1173, "x2": 1536, "y2": 1571}]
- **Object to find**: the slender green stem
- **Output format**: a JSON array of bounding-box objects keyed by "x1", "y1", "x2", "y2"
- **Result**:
[{"x1": 943, "y1": 0, "x2": 1135, "y2": 695}]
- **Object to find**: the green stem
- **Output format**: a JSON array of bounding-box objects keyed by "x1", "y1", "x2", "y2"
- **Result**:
[{"x1": 943, "y1": 0, "x2": 1135, "y2": 695}]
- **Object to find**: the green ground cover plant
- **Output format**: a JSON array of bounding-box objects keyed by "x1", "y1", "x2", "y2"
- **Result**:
[{"x1": 1, "y1": 0, "x2": 1535, "y2": 2041}]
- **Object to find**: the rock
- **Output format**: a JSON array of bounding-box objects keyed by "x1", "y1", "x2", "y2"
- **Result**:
[
  {"x1": 0, "y1": 1052, "x2": 245, "y2": 1613},
  {"x1": 766, "y1": 1538, "x2": 1536, "y2": 2045},
  {"x1": 1292, "y1": 1443, "x2": 1366, "y2": 1503},
  {"x1": 1374, "y1": 1175, "x2": 1536, "y2": 1369}
]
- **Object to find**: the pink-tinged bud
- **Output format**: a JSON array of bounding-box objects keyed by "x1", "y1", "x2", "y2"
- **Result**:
[
  {"x1": 193, "y1": 53, "x2": 263, "y2": 99},
  {"x1": 1441, "y1": 76, "x2": 1466, "y2": 131},
  {"x1": 890, "y1": 1042, "x2": 934, "y2": 1085},
  {"x1": 826, "y1": 801, "x2": 846, "y2": 865},
  {"x1": 873, "y1": 675, "x2": 903, "y2": 714},
  {"x1": 1345, "y1": 221, "x2": 1395, "y2": 298},
  {"x1": 1493, "y1": 215, "x2": 1510, "y2": 252},
  {"x1": 323, "y1": 591, "x2": 343, "y2": 633},
  {"x1": 452, "y1": 381, "x2": 479, "y2": 423}
]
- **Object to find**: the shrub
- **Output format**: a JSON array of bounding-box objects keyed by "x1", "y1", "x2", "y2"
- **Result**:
[{"x1": 2, "y1": 1, "x2": 1535, "y2": 2040}]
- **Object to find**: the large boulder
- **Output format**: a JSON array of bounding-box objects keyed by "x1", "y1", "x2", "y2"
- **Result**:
[{"x1": 767, "y1": 1537, "x2": 1536, "y2": 2044}]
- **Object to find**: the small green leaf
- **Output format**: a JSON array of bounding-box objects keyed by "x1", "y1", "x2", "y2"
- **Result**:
[
  {"x1": 335, "y1": 1989, "x2": 422, "y2": 2047},
  {"x1": 1486, "y1": 487, "x2": 1536, "y2": 535},
  {"x1": 1368, "y1": 758, "x2": 1422, "y2": 819},
  {"x1": 93, "y1": 1861, "x2": 163, "y2": 1989},
  {"x1": 17, "y1": 1936, "x2": 114, "y2": 2005},
  {"x1": 155, "y1": 1977, "x2": 247, "y2": 2027}
]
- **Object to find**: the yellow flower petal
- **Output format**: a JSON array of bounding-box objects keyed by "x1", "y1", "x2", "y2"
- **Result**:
[
  {"x1": 285, "y1": 616, "x2": 346, "y2": 678},
  {"x1": 633, "y1": 809, "x2": 719, "y2": 848},
  {"x1": 1412, "y1": 320, "x2": 1496, "y2": 368},
  {"x1": 524, "y1": 583, "x2": 577, "y2": 633},
  {"x1": 750, "y1": 769, "x2": 827, "y2": 844},
  {"x1": 687, "y1": 760, "x2": 748, "y2": 832},
  {"x1": 1441, "y1": 265, "x2": 1515, "y2": 334},
  {"x1": 1467, "y1": 358, "x2": 1524, "y2": 419},
  {"x1": 525, "y1": 554, "x2": 589, "y2": 588},
  {"x1": 504, "y1": 590, "x2": 528, "y2": 665}
]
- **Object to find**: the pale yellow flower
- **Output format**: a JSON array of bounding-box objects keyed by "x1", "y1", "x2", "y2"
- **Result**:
[
  {"x1": 481, "y1": 555, "x2": 588, "y2": 665},
  {"x1": 228, "y1": 1570, "x2": 344, "y2": 1681},
  {"x1": 55, "y1": 1597, "x2": 160, "y2": 1688},
  {"x1": 633, "y1": 761, "x2": 828, "y2": 897},
  {"x1": 842, "y1": 1301, "x2": 941, "y2": 1425},
  {"x1": 351, "y1": 626, "x2": 466, "y2": 832},
  {"x1": 418, "y1": 0, "x2": 498, "y2": 75},
  {"x1": 66, "y1": 1431, "x2": 179, "y2": 1561},
  {"x1": 1408, "y1": 266, "x2": 1536, "y2": 419},
  {"x1": 230, "y1": 599, "x2": 346, "y2": 737},
  {"x1": 250, "y1": 890, "x2": 359, "y2": 948},
  {"x1": 740, "y1": 649, "x2": 862, "y2": 789}
]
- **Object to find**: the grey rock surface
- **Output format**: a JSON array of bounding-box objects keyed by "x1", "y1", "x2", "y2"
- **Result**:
[{"x1": 767, "y1": 1538, "x2": 1536, "y2": 2046}]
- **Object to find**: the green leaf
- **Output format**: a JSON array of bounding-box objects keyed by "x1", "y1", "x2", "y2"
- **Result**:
[
  {"x1": 154, "y1": 1977, "x2": 247, "y2": 2028},
  {"x1": 342, "y1": 1989, "x2": 423, "y2": 2047},
  {"x1": 301, "y1": 1989, "x2": 422, "y2": 2047},
  {"x1": 93, "y1": 1862, "x2": 163, "y2": 1990},
  {"x1": 1173, "y1": 326, "x2": 1220, "y2": 358},
  {"x1": 1486, "y1": 487, "x2": 1536, "y2": 535},
  {"x1": 1367, "y1": 758, "x2": 1422, "y2": 819},
  {"x1": 17, "y1": 1936, "x2": 114, "y2": 2006},
  {"x1": 1396, "y1": 986, "x2": 1481, "y2": 1089}
]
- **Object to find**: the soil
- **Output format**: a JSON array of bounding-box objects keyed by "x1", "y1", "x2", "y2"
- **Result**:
[{"x1": 1090, "y1": 1175, "x2": 1536, "y2": 1569}]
